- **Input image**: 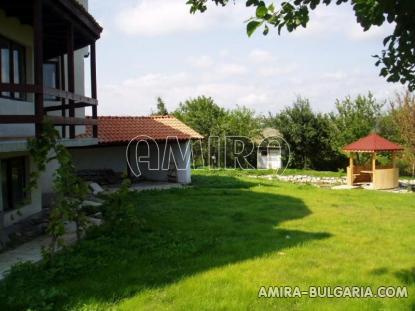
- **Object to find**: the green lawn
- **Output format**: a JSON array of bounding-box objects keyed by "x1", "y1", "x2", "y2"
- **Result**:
[{"x1": 1, "y1": 170, "x2": 415, "y2": 310}]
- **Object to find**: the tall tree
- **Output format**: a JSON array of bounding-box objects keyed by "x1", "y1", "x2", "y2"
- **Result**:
[
  {"x1": 174, "y1": 96, "x2": 226, "y2": 137},
  {"x1": 391, "y1": 91, "x2": 415, "y2": 176},
  {"x1": 270, "y1": 97, "x2": 338, "y2": 169},
  {"x1": 223, "y1": 106, "x2": 261, "y2": 168},
  {"x1": 153, "y1": 97, "x2": 169, "y2": 116},
  {"x1": 187, "y1": 0, "x2": 415, "y2": 91},
  {"x1": 174, "y1": 98, "x2": 261, "y2": 168},
  {"x1": 174, "y1": 96, "x2": 226, "y2": 167},
  {"x1": 330, "y1": 93, "x2": 384, "y2": 150}
]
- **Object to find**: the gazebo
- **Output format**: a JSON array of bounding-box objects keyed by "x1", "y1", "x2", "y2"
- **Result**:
[{"x1": 343, "y1": 133, "x2": 403, "y2": 190}]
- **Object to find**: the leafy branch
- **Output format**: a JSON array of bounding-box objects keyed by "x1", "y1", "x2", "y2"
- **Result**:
[{"x1": 28, "y1": 122, "x2": 89, "y2": 260}]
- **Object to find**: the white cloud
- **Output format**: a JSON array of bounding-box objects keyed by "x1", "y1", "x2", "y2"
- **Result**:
[
  {"x1": 189, "y1": 55, "x2": 215, "y2": 69},
  {"x1": 189, "y1": 54, "x2": 248, "y2": 78},
  {"x1": 258, "y1": 63, "x2": 299, "y2": 77},
  {"x1": 116, "y1": 0, "x2": 248, "y2": 37},
  {"x1": 249, "y1": 49, "x2": 274, "y2": 63},
  {"x1": 322, "y1": 71, "x2": 348, "y2": 81},
  {"x1": 346, "y1": 23, "x2": 393, "y2": 41},
  {"x1": 216, "y1": 63, "x2": 248, "y2": 76}
]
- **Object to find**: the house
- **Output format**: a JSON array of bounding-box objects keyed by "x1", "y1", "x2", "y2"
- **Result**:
[
  {"x1": 256, "y1": 128, "x2": 283, "y2": 170},
  {"x1": 71, "y1": 116, "x2": 203, "y2": 184},
  {"x1": 0, "y1": 0, "x2": 102, "y2": 229}
]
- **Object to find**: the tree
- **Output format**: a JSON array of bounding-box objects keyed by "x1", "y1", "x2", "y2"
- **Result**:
[
  {"x1": 223, "y1": 106, "x2": 261, "y2": 168},
  {"x1": 330, "y1": 93, "x2": 384, "y2": 150},
  {"x1": 174, "y1": 96, "x2": 227, "y2": 167},
  {"x1": 153, "y1": 97, "x2": 169, "y2": 116},
  {"x1": 174, "y1": 96, "x2": 226, "y2": 137},
  {"x1": 391, "y1": 91, "x2": 415, "y2": 176},
  {"x1": 269, "y1": 97, "x2": 338, "y2": 169},
  {"x1": 187, "y1": 0, "x2": 415, "y2": 91},
  {"x1": 174, "y1": 97, "x2": 261, "y2": 168}
]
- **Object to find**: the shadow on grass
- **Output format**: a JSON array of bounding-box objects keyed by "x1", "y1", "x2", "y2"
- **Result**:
[
  {"x1": 0, "y1": 175, "x2": 331, "y2": 310},
  {"x1": 395, "y1": 267, "x2": 415, "y2": 285}
]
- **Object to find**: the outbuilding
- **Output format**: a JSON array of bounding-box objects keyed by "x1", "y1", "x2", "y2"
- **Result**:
[
  {"x1": 70, "y1": 116, "x2": 203, "y2": 184},
  {"x1": 256, "y1": 128, "x2": 283, "y2": 170}
]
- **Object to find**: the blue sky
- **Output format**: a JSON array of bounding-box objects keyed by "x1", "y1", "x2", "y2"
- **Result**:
[{"x1": 87, "y1": 0, "x2": 400, "y2": 116}]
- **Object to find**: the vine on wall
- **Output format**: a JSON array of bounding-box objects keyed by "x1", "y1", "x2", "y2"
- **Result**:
[{"x1": 28, "y1": 122, "x2": 89, "y2": 260}]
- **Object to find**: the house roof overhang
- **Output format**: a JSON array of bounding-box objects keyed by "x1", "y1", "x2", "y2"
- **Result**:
[{"x1": 0, "y1": 0, "x2": 103, "y2": 59}]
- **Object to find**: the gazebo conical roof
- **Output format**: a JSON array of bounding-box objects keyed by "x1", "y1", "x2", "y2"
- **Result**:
[{"x1": 343, "y1": 133, "x2": 403, "y2": 153}]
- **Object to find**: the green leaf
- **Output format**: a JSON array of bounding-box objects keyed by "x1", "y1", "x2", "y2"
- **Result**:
[
  {"x1": 256, "y1": 5, "x2": 267, "y2": 18},
  {"x1": 247, "y1": 20, "x2": 262, "y2": 37}
]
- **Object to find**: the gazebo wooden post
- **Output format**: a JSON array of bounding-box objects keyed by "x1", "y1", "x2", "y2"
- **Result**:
[
  {"x1": 348, "y1": 153, "x2": 354, "y2": 186},
  {"x1": 372, "y1": 152, "x2": 377, "y2": 185},
  {"x1": 392, "y1": 152, "x2": 396, "y2": 168}
]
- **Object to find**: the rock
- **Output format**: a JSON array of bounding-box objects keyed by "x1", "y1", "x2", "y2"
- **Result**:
[
  {"x1": 90, "y1": 212, "x2": 103, "y2": 219},
  {"x1": 89, "y1": 182, "x2": 104, "y2": 195},
  {"x1": 81, "y1": 200, "x2": 103, "y2": 208}
]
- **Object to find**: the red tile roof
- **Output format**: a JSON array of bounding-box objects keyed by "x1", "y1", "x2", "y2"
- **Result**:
[
  {"x1": 83, "y1": 116, "x2": 203, "y2": 145},
  {"x1": 343, "y1": 133, "x2": 403, "y2": 152}
]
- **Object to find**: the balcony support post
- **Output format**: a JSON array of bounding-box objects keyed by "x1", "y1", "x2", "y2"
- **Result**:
[
  {"x1": 60, "y1": 56, "x2": 66, "y2": 138},
  {"x1": 33, "y1": 0, "x2": 44, "y2": 137},
  {"x1": 90, "y1": 41, "x2": 98, "y2": 138},
  {"x1": 67, "y1": 23, "x2": 75, "y2": 138}
]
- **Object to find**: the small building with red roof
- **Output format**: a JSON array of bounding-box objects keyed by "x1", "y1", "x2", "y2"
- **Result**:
[
  {"x1": 70, "y1": 116, "x2": 203, "y2": 184},
  {"x1": 343, "y1": 133, "x2": 403, "y2": 189}
]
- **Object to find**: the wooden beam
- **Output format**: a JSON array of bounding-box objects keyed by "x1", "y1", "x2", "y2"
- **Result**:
[
  {"x1": 45, "y1": 116, "x2": 98, "y2": 126},
  {"x1": 372, "y1": 152, "x2": 377, "y2": 185},
  {"x1": 43, "y1": 87, "x2": 98, "y2": 105},
  {"x1": 33, "y1": 0, "x2": 44, "y2": 137},
  {"x1": 45, "y1": 0, "x2": 102, "y2": 37},
  {"x1": 44, "y1": 102, "x2": 95, "y2": 112},
  {"x1": 67, "y1": 23, "x2": 75, "y2": 138},
  {"x1": 0, "y1": 83, "x2": 38, "y2": 93},
  {"x1": 0, "y1": 115, "x2": 36, "y2": 124},
  {"x1": 90, "y1": 42, "x2": 98, "y2": 138}
]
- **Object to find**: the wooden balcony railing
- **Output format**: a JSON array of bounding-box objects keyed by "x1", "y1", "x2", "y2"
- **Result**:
[{"x1": 0, "y1": 83, "x2": 98, "y2": 138}]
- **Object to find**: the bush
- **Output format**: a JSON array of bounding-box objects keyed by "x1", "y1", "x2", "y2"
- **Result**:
[{"x1": 100, "y1": 179, "x2": 143, "y2": 232}]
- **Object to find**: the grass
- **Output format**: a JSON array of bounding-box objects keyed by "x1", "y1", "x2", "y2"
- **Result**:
[{"x1": 1, "y1": 170, "x2": 415, "y2": 310}]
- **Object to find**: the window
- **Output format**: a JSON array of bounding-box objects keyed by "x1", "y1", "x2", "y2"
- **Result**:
[
  {"x1": 0, "y1": 36, "x2": 26, "y2": 100},
  {"x1": 1, "y1": 157, "x2": 29, "y2": 212},
  {"x1": 43, "y1": 61, "x2": 60, "y2": 100},
  {"x1": 261, "y1": 150, "x2": 268, "y2": 157}
]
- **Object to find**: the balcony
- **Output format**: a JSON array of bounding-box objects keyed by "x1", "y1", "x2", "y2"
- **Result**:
[{"x1": 0, "y1": 0, "x2": 103, "y2": 145}]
